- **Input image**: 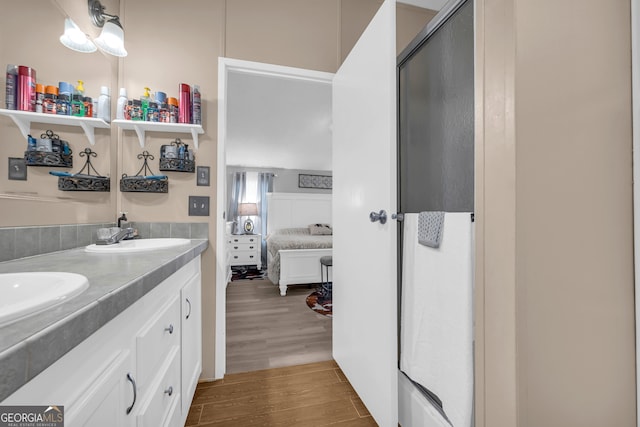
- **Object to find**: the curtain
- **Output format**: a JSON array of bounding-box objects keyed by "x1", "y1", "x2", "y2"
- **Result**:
[
  {"x1": 228, "y1": 172, "x2": 246, "y2": 235},
  {"x1": 256, "y1": 172, "x2": 274, "y2": 267}
]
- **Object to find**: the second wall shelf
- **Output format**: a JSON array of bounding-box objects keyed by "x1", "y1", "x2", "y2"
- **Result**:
[{"x1": 113, "y1": 119, "x2": 204, "y2": 150}]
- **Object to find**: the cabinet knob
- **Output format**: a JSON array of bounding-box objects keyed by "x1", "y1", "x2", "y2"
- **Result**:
[
  {"x1": 164, "y1": 386, "x2": 173, "y2": 396},
  {"x1": 164, "y1": 324, "x2": 174, "y2": 334}
]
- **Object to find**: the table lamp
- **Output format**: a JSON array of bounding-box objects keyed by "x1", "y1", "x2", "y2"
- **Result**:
[{"x1": 237, "y1": 203, "x2": 258, "y2": 234}]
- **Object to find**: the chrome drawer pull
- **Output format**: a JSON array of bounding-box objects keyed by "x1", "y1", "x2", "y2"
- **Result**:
[
  {"x1": 186, "y1": 298, "x2": 192, "y2": 320},
  {"x1": 164, "y1": 386, "x2": 173, "y2": 396},
  {"x1": 165, "y1": 324, "x2": 174, "y2": 334},
  {"x1": 126, "y1": 373, "x2": 137, "y2": 414}
]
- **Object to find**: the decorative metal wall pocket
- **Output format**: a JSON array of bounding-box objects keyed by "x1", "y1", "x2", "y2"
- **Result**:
[
  {"x1": 24, "y1": 130, "x2": 73, "y2": 168},
  {"x1": 159, "y1": 138, "x2": 195, "y2": 173},
  {"x1": 56, "y1": 148, "x2": 110, "y2": 192},
  {"x1": 120, "y1": 151, "x2": 168, "y2": 193}
]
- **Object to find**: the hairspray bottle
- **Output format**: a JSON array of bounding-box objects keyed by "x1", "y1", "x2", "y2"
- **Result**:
[
  {"x1": 17, "y1": 66, "x2": 36, "y2": 112},
  {"x1": 5, "y1": 65, "x2": 17, "y2": 110},
  {"x1": 179, "y1": 83, "x2": 191, "y2": 124},
  {"x1": 192, "y1": 85, "x2": 201, "y2": 125}
]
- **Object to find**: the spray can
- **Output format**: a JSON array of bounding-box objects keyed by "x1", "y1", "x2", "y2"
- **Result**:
[
  {"x1": 5, "y1": 65, "x2": 18, "y2": 110},
  {"x1": 35, "y1": 84, "x2": 44, "y2": 113},
  {"x1": 178, "y1": 83, "x2": 191, "y2": 123},
  {"x1": 43, "y1": 86, "x2": 58, "y2": 114},
  {"x1": 167, "y1": 97, "x2": 179, "y2": 123},
  {"x1": 192, "y1": 85, "x2": 201, "y2": 125},
  {"x1": 17, "y1": 66, "x2": 36, "y2": 112}
]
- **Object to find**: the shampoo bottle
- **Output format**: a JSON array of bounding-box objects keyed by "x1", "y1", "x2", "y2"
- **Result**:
[
  {"x1": 5, "y1": 64, "x2": 18, "y2": 110},
  {"x1": 116, "y1": 88, "x2": 127, "y2": 120}
]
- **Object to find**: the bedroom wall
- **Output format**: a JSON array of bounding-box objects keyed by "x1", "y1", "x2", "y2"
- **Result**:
[{"x1": 227, "y1": 166, "x2": 332, "y2": 197}]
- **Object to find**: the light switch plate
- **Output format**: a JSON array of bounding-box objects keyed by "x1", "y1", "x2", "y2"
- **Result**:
[
  {"x1": 189, "y1": 196, "x2": 210, "y2": 216},
  {"x1": 8, "y1": 157, "x2": 27, "y2": 180}
]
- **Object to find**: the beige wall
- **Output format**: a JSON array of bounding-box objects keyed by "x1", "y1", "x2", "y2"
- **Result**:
[{"x1": 475, "y1": 0, "x2": 636, "y2": 426}]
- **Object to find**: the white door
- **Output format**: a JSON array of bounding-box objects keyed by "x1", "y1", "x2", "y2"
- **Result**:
[{"x1": 332, "y1": 1, "x2": 398, "y2": 426}]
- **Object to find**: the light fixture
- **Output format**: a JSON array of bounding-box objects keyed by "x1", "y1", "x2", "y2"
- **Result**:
[
  {"x1": 237, "y1": 203, "x2": 259, "y2": 234},
  {"x1": 60, "y1": 18, "x2": 97, "y2": 53},
  {"x1": 88, "y1": 0, "x2": 128, "y2": 57}
]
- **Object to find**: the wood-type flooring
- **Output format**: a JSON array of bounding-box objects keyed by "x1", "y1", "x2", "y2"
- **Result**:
[
  {"x1": 185, "y1": 360, "x2": 377, "y2": 426},
  {"x1": 225, "y1": 278, "x2": 333, "y2": 374}
]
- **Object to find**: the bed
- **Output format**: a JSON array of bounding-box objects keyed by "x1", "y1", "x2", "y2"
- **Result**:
[{"x1": 266, "y1": 193, "x2": 332, "y2": 296}]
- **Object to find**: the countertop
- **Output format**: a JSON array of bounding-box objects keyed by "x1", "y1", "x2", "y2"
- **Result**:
[{"x1": 0, "y1": 238, "x2": 208, "y2": 402}]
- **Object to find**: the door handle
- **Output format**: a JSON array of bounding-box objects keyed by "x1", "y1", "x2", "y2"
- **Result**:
[{"x1": 369, "y1": 210, "x2": 387, "y2": 224}]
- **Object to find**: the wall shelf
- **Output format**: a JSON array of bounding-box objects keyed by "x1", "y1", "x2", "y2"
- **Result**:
[
  {"x1": 112, "y1": 119, "x2": 204, "y2": 150},
  {"x1": 0, "y1": 109, "x2": 110, "y2": 145}
]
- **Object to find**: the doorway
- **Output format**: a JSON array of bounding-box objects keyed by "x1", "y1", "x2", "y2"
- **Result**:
[{"x1": 215, "y1": 58, "x2": 334, "y2": 378}]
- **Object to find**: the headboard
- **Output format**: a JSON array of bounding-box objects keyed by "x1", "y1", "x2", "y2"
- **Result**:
[{"x1": 266, "y1": 192, "x2": 332, "y2": 232}]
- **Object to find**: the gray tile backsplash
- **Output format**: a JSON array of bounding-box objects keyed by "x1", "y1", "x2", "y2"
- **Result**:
[{"x1": 0, "y1": 222, "x2": 209, "y2": 262}]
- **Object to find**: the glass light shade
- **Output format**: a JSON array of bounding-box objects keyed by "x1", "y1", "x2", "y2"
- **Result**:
[
  {"x1": 59, "y1": 18, "x2": 97, "y2": 53},
  {"x1": 94, "y1": 19, "x2": 128, "y2": 57}
]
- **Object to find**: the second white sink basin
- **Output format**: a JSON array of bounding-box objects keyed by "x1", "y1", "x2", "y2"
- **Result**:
[
  {"x1": 0, "y1": 272, "x2": 90, "y2": 326},
  {"x1": 85, "y1": 238, "x2": 191, "y2": 253}
]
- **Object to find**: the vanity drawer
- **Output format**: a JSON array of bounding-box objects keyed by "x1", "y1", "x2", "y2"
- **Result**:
[
  {"x1": 136, "y1": 346, "x2": 181, "y2": 427},
  {"x1": 136, "y1": 295, "x2": 180, "y2": 388}
]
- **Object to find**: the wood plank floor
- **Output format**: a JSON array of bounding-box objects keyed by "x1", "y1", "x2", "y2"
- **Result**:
[
  {"x1": 185, "y1": 360, "x2": 377, "y2": 426},
  {"x1": 225, "y1": 278, "x2": 332, "y2": 374}
]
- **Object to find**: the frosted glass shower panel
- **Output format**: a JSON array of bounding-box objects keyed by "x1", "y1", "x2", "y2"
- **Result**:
[{"x1": 398, "y1": 0, "x2": 474, "y2": 213}]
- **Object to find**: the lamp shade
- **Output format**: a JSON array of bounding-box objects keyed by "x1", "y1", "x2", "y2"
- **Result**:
[
  {"x1": 60, "y1": 18, "x2": 97, "y2": 53},
  {"x1": 237, "y1": 203, "x2": 258, "y2": 216},
  {"x1": 94, "y1": 18, "x2": 127, "y2": 57}
]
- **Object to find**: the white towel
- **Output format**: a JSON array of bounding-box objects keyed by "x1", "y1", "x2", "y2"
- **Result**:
[{"x1": 401, "y1": 212, "x2": 474, "y2": 427}]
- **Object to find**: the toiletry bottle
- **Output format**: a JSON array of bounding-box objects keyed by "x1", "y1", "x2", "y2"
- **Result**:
[
  {"x1": 192, "y1": 84, "x2": 201, "y2": 125},
  {"x1": 71, "y1": 94, "x2": 85, "y2": 117},
  {"x1": 116, "y1": 87, "x2": 127, "y2": 120},
  {"x1": 5, "y1": 64, "x2": 18, "y2": 110},
  {"x1": 43, "y1": 86, "x2": 57, "y2": 114},
  {"x1": 58, "y1": 82, "x2": 72, "y2": 115},
  {"x1": 76, "y1": 80, "x2": 85, "y2": 96},
  {"x1": 35, "y1": 84, "x2": 44, "y2": 113},
  {"x1": 27, "y1": 135, "x2": 37, "y2": 152},
  {"x1": 146, "y1": 101, "x2": 159, "y2": 122},
  {"x1": 141, "y1": 87, "x2": 151, "y2": 121},
  {"x1": 97, "y1": 85, "x2": 111, "y2": 122},
  {"x1": 178, "y1": 83, "x2": 191, "y2": 123},
  {"x1": 131, "y1": 99, "x2": 143, "y2": 121},
  {"x1": 83, "y1": 96, "x2": 93, "y2": 117},
  {"x1": 167, "y1": 97, "x2": 179, "y2": 123},
  {"x1": 17, "y1": 66, "x2": 36, "y2": 112}
]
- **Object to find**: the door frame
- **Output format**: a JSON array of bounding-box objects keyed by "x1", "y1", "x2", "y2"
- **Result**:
[
  {"x1": 215, "y1": 58, "x2": 334, "y2": 379},
  {"x1": 631, "y1": 0, "x2": 640, "y2": 423}
]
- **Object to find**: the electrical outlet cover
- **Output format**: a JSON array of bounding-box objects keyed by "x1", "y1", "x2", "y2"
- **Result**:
[{"x1": 189, "y1": 196, "x2": 210, "y2": 216}]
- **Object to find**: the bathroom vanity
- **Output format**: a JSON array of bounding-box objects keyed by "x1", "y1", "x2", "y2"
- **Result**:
[{"x1": 0, "y1": 238, "x2": 207, "y2": 427}]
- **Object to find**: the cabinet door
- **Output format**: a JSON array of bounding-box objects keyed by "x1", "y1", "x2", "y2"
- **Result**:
[
  {"x1": 181, "y1": 273, "x2": 202, "y2": 417},
  {"x1": 67, "y1": 350, "x2": 135, "y2": 427}
]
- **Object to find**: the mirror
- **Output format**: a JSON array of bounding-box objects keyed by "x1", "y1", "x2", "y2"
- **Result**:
[{"x1": 0, "y1": 0, "x2": 118, "y2": 226}]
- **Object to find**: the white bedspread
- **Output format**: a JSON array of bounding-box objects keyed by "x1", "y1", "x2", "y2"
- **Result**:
[
  {"x1": 400, "y1": 212, "x2": 473, "y2": 427},
  {"x1": 266, "y1": 228, "x2": 332, "y2": 284}
]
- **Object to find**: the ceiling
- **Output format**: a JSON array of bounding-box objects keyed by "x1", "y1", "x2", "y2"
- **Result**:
[
  {"x1": 226, "y1": 71, "x2": 332, "y2": 171},
  {"x1": 225, "y1": 0, "x2": 446, "y2": 172}
]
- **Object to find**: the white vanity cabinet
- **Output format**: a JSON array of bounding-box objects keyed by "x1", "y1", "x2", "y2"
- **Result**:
[{"x1": 2, "y1": 256, "x2": 202, "y2": 427}]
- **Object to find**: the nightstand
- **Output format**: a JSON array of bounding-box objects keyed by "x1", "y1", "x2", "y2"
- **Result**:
[{"x1": 228, "y1": 234, "x2": 261, "y2": 269}]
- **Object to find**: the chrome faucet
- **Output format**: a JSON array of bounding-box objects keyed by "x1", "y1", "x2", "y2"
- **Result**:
[
  {"x1": 117, "y1": 212, "x2": 128, "y2": 228},
  {"x1": 96, "y1": 227, "x2": 135, "y2": 245}
]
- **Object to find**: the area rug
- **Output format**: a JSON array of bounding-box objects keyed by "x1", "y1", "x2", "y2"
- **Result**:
[
  {"x1": 306, "y1": 291, "x2": 332, "y2": 317},
  {"x1": 231, "y1": 266, "x2": 266, "y2": 281}
]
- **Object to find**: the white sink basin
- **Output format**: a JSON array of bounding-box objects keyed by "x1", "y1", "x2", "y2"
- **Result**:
[
  {"x1": 85, "y1": 238, "x2": 191, "y2": 253},
  {"x1": 0, "y1": 272, "x2": 90, "y2": 326}
]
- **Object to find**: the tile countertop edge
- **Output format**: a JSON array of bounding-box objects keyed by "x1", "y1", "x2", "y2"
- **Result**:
[{"x1": 0, "y1": 239, "x2": 208, "y2": 402}]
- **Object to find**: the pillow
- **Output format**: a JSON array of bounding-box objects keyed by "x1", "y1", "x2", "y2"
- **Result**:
[{"x1": 309, "y1": 223, "x2": 332, "y2": 235}]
